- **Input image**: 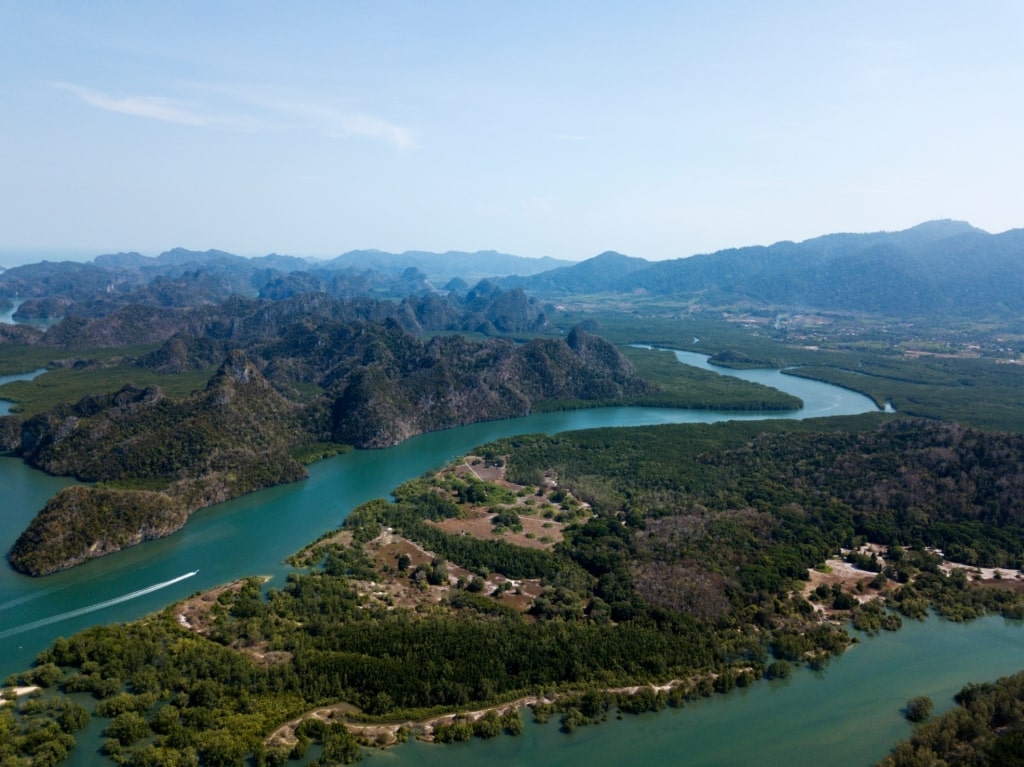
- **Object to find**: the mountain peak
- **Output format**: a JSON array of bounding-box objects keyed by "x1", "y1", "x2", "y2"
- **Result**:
[
  {"x1": 902, "y1": 219, "x2": 983, "y2": 239},
  {"x1": 510, "y1": 220, "x2": 1022, "y2": 317},
  {"x1": 212, "y1": 350, "x2": 264, "y2": 387},
  {"x1": 579, "y1": 251, "x2": 650, "y2": 271}
]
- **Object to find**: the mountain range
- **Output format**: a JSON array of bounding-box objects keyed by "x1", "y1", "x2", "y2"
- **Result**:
[
  {"x1": 503, "y1": 220, "x2": 1024, "y2": 317},
  {"x1": 2, "y1": 220, "x2": 1022, "y2": 320}
]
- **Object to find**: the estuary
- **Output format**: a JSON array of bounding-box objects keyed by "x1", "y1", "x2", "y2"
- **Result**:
[{"x1": 6, "y1": 353, "x2": 1011, "y2": 765}]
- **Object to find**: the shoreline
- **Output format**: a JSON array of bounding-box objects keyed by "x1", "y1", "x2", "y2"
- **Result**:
[
  {"x1": 0, "y1": 685, "x2": 40, "y2": 706},
  {"x1": 265, "y1": 679, "x2": 700, "y2": 750}
]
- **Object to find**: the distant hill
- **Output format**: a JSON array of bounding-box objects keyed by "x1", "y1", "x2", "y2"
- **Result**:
[
  {"x1": 9, "y1": 352, "x2": 310, "y2": 575},
  {"x1": 7, "y1": 281, "x2": 549, "y2": 350},
  {"x1": 0, "y1": 247, "x2": 572, "y2": 320},
  {"x1": 321, "y1": 249, "x2": 572, "y2": 283},
  {"x1": 504, "y1": 220, "x2": 1024, "y2": 318},
  {"x1": 507, "y1": 251, "x2": 651, "y2": 295},
  {"x1": 5, "y1": 222, "x2": 1022, "y2": 320}
]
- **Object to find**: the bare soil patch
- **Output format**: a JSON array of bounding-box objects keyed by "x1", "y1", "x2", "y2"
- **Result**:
[
  {"x1": 803, "y1": 544, "x2": 1024, "y2": 613},
  {"x1": 0, "y1": 686, "x2": 41, "y2": 706},
  {"x1": 344, "y1": 457, "x2": 590, "y2": 615},
  {"x1": 174, "y1": 581, "x2": 244, "y2": 635},
  {"x1": 430, "y1": 509, "x2": 564, "y2": 549},
  {"x1": 803, "y1": 560, "x2": 880, "y2": 611},
  {"x1": 173, "y1": 577, "x2": 288, "y2": 665},
  {"x1": 359, "y1": 527, "x2": 545, "y2": 614}
]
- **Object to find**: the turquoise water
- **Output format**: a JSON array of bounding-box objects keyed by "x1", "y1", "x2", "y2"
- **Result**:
[
  {"x1": 0, "y1": 297, "x2": 59, "y2": 328},
  {"x1": 8, "y1": 353, "x2": 1008, "y2": 765},
  {"x1": 0, "y1": 352, "x2": 879, "y2": 676},
  {"x1": 371, "y1": 616, "x2": 1024, "y2": 767},
  {"x1": 0, "y1": 368, "x2": 47, "y2": 414},
  {"x1": 0, "y1": 298, "x2": 21, "y2": 325}
]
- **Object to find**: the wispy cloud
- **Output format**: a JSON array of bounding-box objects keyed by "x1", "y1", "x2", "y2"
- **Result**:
[
  {"x1": 326, "y1": 113, "x2": 416, "y2": 151},
  {"x1": 211, "y1": 86, "x2": 418, "y2": 150},
  {"x1": 54, "y1": 83, "x2": 211, "y2": 126},
  {"x1": 55, "y1": 81, "x2": 417, "y2": 150}
]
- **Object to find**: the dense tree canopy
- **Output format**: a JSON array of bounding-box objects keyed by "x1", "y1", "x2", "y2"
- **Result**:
[{"x1": 6, "y1": 415, "x2": 1024, "y2": 765}]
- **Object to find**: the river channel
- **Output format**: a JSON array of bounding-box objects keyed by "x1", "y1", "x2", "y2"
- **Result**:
[{"x1": 2, "y1": 352, "x2": 1020, "y2": 765}]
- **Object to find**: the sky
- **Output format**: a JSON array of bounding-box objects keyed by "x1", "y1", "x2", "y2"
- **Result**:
[{"x1": 2, "y1": 1, "x2": 1022, "y2": 267}]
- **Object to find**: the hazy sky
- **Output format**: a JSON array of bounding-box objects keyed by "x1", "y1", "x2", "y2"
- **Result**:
[{"x1": 2, "y1": 2, "x2": 1022, "y2": 265}]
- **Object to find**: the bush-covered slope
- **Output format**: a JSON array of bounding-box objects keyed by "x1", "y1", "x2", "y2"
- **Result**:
[
  {"x1": 19, "y1": 351, "x2": 308, "y2": 484},
  {"x1": 5, "y1": 321, "x2": 678, "y2": 572},
  {"x1": 8, "y1": 351, "x2": 311, "y2": 574},
  {"x1": 328, "y1": 327, "x2": 652, "y2": 447},
  {"x1": 9, "y1": 487, "x2": 188, "y2": 575},
  {"x1": 9, "y1": 417, "x2": 1024, "y2": 765}
]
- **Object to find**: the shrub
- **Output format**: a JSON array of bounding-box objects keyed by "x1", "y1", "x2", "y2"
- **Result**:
[{"x1": 905, "y1": 695, "x2": 933, "y2": 722}]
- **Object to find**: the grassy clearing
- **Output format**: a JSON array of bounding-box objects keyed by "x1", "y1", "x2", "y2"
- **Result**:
[
  {"x1": 567, "y1": 312, "x2": 1024, "y2": 433},
  {"x1": 0, "y1": 363, "x2": 216, "y2": 416},
  {"x1": 620, "y1": 345, "x2": 800, "y2": 410}
]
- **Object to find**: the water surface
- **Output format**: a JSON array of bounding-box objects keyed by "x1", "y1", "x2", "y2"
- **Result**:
[
  {"x1": 5, "y1": 353, "x2": 997, "y2": 766},
  {"x1": 0, "y1": 352, "x2": 879, "y2": 675},
  {"x1": 0, "y1": 368, "x2": 47, "y2": 415},
  {"x1": 375, "y1": 615, "x2": 1024, "y2": 767}
]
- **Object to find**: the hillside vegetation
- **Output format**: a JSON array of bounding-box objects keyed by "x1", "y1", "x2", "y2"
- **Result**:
[
  {"x1": 4, "y1": 312, "x2": 793, "y2": 573},
  {"x1": 878, "y1": 671, "x2": 1024, "y2": 766},
  {"x1": 9, "y1": 352, "x2": 310, "y2": 575},
  {"x1": 6, "y1": 416, "x2": 1024, "y2": 765},
  {"x1": 4, "y1": 224, "x2": 1024, "y2": 763}
]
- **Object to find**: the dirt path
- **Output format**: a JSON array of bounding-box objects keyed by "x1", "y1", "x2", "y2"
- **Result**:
[{"x1": 265, "y1": 679, "x2": 696, "y2": 749}]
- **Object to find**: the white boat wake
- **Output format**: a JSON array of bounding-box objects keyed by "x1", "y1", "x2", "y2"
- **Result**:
[
  {"x1": 0, "y1": 570, "x2": 199, "y2": 640},
  {"x1": 0, "y1": 585, "x2": 69, "y2": 613}
]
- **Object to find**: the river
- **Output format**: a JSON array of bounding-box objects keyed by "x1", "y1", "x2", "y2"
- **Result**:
[
  {"x1": 0, "y1": 297, "x2": 58, "y2": 329},
  {"x1": 0, "y1": 298, "x2": 21, "y2": 326},
  {"x1": 0, "y1": 300, "x2": 50, "y2": 414},
  {"x1": 374, "y1": 614, "x2": 1024, "y2": 767},
  {"x1": 0, "y1": 368, "x2": 47, "y2": 415},
  {"x1": 2, "y1": 352, "x2": 1018, "y2": 766}
]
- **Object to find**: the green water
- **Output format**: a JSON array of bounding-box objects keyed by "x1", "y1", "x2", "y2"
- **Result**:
[
  {"x1": 362, "y1": 615, "x2": 1024, "y2": 767},
  {"x1": 0, "y1": 352, "x2": 878, "y2": 675},
  {"x1": 0, "y1": 367, "x2": 47, "y2": 415},
  {"x1": 8, "y1": 352, "x2": 1018, "y2": 765}
]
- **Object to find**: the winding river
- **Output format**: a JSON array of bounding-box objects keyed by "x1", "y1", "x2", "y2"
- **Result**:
[
  {"x1": 2, "y1": 352, "x2": 1021, "y2": 766},
  {"x1": 0, "y1": 368, "x2": 47, "y2": 415}
]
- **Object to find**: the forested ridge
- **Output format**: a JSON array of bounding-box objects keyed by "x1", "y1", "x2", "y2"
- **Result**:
[
  {"x1": 5, "y1": 416, "x2": 1024, "y2": 765},
  {"x1": 0, "y1": 247, "x2": 569, "y2": 331},
  {"x1": 4, "y1": 318, "x2": 689, "y2": 574},
  {"x1": 5, "y1": 223, "x2": 1024, "y2": 766},
  {"x1": 6, "y1": 220, "x2": 1024, "y2": 327},
  {"x1": 496, "y1": 418, "x2": 1024, "y2": 571},
  {"x1": 0, "y1": 274, "x2": 552, "y2": 348},
  {"x1": 505, "y1": 220, "x2": 1024, "y2": 319},
  {"x1": 2, "y1": 292, "x2": 810, "y2": 575}
]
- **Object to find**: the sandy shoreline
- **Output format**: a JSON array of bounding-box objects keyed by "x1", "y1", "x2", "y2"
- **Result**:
[
  {"x1": 266, "y1": 680, "x2": 693, "y2": 749},
  {"x1": 0, "y1": 686, "x2": 40, "y2": 706},
  {"x1": 804, "y1": 544, "x2": 1024, "y2": 610}
]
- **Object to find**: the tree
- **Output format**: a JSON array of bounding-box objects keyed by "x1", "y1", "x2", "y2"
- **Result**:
[
  {"x1": 31, "y1": 662, "x2": 63, "y2": 688},
  {"x1": 104, "y1": 711, "x2": 150, "y2": 745},
  {"x1": 765, "y1": 660, "x2": 792, "y2": 680},
  {"x1": 905, "y1": 695, "x2": 933, "y2": 722}
]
